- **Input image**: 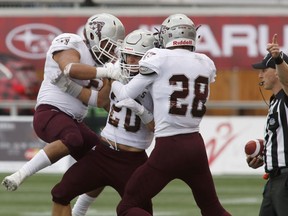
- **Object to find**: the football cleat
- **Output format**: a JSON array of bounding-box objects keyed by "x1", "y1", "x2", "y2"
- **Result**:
[{"x1": 1, "y1": 171, "x2": 23, "y2": 191}]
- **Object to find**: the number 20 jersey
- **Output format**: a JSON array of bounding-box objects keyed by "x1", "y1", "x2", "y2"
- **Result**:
[{"x1": 101, "y1": 89, "x2": 154, "y2": 150}]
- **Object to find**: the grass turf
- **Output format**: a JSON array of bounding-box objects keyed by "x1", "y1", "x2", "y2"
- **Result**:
[{"x1": 0, "y1": 173, "x2": 265, "y2": 216}]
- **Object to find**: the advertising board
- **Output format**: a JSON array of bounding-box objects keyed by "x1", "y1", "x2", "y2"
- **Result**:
[
  {"x1": 1, "y1": 15, "x2": 288, "y2": 72},
  {"x1": 0, "y1": 116, "x2": 266, "y2": 175}
]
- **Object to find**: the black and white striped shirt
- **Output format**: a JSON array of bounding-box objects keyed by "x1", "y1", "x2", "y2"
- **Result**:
[{"x1": 264, "y1": 89, "x2": 288, "y2": 172}]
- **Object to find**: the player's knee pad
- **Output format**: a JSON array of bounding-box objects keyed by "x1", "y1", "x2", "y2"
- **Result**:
[{"x1": 62, "y1": 132, "x2": 84, "y2": 152}]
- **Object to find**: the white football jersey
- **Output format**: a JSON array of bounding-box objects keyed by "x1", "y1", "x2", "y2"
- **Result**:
[
  {"x1": 101, "y1": 89, "x2": 154, "y2": 150},
  {"x1": 112, "y1": 48, "x2": 216, "y2": 137},
  {"x1": 36, "y1": 33, "x2": 96, "y2": 121}
]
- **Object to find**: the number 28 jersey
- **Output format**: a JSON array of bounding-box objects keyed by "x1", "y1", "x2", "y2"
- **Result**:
[{"x1": 139, "y1": 48, "x2": 216, "y2": 137}]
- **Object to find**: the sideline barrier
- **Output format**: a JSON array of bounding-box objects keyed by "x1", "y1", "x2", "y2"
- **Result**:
[
  {"x1": 0, "y1": 116, "x2": 266, "y2": 175},
  {"x1": 147, "y1": 116, "x2": 266, "y2": 175},
  {"x1": 0, "y1": 116, "x2": 76, "y2": 173}
]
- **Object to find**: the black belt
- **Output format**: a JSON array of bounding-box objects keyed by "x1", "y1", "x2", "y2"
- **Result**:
[{"x1": 268, "y1": 167, "x2": 288, "y2": 178}]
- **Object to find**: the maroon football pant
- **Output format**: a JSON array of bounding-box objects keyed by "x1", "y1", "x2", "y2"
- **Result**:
[
  {"x1": 33, "y1": 104, "x2": 100, "y2": 160},
  {"x1": 51, "y1": 143, "x2": 152, "y2": 213},
  {"x1": 117, "y1": 132, "x2": 231, "y2": 216}
]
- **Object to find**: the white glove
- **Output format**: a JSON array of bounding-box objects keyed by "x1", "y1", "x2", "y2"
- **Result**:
[
  {"x1": 51, "y1": 72, "x2": 82, "y2": 97},
  {"x1": 116, "y1": 98, "x2": 144, "y2": 115},
  {"x1": 96, "y1": 62, "x2": 121, "y2": 80},
  {"x1": 118, "y1": 74, "x2": 130, "y2": 84},
  {"x1": 116, "y1": 98, "x2": 153, "y2": 124}
]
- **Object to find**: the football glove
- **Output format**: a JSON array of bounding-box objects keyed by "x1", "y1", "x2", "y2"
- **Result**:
[
  {"x1": 116, "y1": 98, "x2": 153, "y2": 124},
  {"x1": 96, "y1": 62, "x2": 121, "y2": 80}
]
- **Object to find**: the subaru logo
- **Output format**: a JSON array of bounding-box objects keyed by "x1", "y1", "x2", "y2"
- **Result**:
[{"x1": 6, "y1": 23, "x2": 62, "y2": 59}]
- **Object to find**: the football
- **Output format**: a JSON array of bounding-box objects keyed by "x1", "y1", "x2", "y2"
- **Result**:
[{"x1": 244, "y1": 139, "x2": 264, "y2": 158}]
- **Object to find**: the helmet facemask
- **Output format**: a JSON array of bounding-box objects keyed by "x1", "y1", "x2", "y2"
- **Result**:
[
  {"x1": 93, "y1": 38, "x2": 119, "y2": 64},
  {"x1": 120, "y1": 53, "x2": 142, "y2": 81}
]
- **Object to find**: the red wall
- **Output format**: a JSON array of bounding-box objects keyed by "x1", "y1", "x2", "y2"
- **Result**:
[{"x1": 1, "y1": 15, "x2": 288, "y2": 72}]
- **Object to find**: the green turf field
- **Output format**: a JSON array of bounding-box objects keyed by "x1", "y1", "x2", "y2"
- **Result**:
[{"x1": 0, "y1": 173, "x2": 265, "y2": 216}]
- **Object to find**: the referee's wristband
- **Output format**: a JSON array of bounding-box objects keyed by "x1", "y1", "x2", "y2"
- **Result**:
[{"x1": 275, "y1": 52, "x2": 284, "y2": 65}]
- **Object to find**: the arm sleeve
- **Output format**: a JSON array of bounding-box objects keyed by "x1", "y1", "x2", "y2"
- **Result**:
[{"x1": 111, "y1": 73, "x2": 156, "y2": 101}]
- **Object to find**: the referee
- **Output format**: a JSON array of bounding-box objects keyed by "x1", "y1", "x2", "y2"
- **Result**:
[{"x1": 247, "y1": 33, "x2": 288, "y2": 216}]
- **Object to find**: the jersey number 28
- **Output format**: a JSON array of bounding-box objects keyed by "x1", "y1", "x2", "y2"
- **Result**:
[{"x1": 169, "y1": 75, "x2": 209, "y2": 118}]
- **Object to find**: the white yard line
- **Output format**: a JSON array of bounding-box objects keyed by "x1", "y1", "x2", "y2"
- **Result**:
[{"x1": 221, "y1": 197, "x2": 261, "y2": 204}]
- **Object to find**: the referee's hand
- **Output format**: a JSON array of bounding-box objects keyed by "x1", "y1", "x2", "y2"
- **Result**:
[
  {"x1": 246, "y1": 155, "x2": 264, "y2": 169},
  {"x1": 267, "y1": 33, "x2": 281, "y2": 59}
]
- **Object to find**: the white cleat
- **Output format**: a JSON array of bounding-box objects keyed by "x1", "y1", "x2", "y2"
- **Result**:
[{"x1": 1, "y1": 172, "x2": 22, "y2": 191}]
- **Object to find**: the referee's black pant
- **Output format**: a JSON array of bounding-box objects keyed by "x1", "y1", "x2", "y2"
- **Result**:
[{"x1": 259, "y1": 168, "x2": 288, "y2": 216}]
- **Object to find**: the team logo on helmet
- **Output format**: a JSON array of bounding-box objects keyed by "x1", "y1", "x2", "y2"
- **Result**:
[
  {"x1": 88, "y1": 20, "x2": 104, "y2": 40},
  {"x1": 160, "y1": 25, "x2": 168, "y2": 34}
]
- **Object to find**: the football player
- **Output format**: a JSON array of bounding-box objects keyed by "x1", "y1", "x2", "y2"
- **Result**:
[
  {"x1": 1, "y1": 13, "x2": 125, "y2": 194},
  {"x1": 50, "y1": 29, "x2": 156, "y2": 216},
  {"x1": 111, "y1": 14, "x2": 231, "y2": 216}
]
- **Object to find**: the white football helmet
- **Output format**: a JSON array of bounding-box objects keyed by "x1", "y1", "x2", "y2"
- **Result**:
[
  {"x1": 119, "y1": 29, "x2": 156, "y2": 81},
  {"x1": 160, "y1": 14, "x2": 196, "y2": 50},
  {"x1": 84, "y1": 13, "x2": 125, "y2": 65}
]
